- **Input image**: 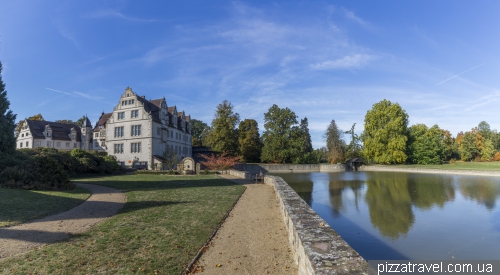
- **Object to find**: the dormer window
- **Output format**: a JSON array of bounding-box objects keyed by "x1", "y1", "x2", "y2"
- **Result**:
[{"x1": 47, "y1": 132, "x2": 51, "y2": 137}]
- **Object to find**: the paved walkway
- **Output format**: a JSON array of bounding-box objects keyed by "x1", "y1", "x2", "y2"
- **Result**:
[
  {"x1": 192, "y1": 175, "x2": 297, "y2": 275},
  {"x1": 0, "y1": 183, "x2": 126, "y2": 259}
]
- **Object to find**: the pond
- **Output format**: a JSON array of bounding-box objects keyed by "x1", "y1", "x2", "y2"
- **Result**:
[{"x1": 276, "y1": 171, "x2": 500, "y2": 261}]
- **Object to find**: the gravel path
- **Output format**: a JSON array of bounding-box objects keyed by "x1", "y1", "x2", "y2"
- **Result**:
[
  {"x1": 192, "y1": 175, "x2": 297, "y2": 275},
  {"x1": 0, "y1": 183, "x2": 126, "y2": 259}
]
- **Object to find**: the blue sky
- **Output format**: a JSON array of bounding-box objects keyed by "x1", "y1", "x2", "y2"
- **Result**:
[{"x1": 2, "y1": 1, "x2": 500, "y2": 148}]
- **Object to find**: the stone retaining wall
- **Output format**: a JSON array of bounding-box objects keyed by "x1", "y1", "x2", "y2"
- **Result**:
[
  {"x1": 227, "y1": 169, "x2": 372, "y2": 274},
  {"x1": 234, "y1": 163, "x2": 346, "y2": 173}
]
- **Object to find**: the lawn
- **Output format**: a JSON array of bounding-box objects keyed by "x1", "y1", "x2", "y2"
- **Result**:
[
  {"x1": 380, "y1": 161, "x2": 500, "y2": 171},
  {"x1": 0, "y1": 174, "x2": 246, "y2": 275},
  {"x1": 0, "y1": 187, "x2": 90, "y2": 227}
]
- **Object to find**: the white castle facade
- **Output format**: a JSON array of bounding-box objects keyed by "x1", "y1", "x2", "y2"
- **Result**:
[{"x1": 16, "y1": 87, "x2": 193, "y2": 170}]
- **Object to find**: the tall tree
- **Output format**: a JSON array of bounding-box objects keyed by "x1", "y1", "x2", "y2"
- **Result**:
[
  {"x1": 407, "y1": 124, "x2": 446, "y2": 164},
  {"x1": 15, "y1": 113, "x2": 44, "y2": 136},
  {"x1": 261, "y1": 104, "x2": 298, "y2": 163},
  {"x1": 299, "y1": 117, "x2": 313, "y2": 154},
  {"x1": 238, "y1": 119, "x2": 262, "y2": 163},
  {"x1": 362, "y1": 99, "x2": 409, "y2": 164},
  {"x1": 190, "y1": 119, "x2": 210, "y2": 146},
  {"x1": 324, "y1": 119, "x2": 345, "y2": 164},
  {"x1": 458, "y1": 128, "x2": 483, "y2": 161},
  {"x1": 344, "y1": 123, "x2": 362, "y2": 160},
  {"x1": 0, "y1": 61, "x2": 17, "y2": 154},
  {"x1": 206, "y1": 100, "x2": 240, "y2": 155},
  {"x1": 478, "y1": 121, "x2": 491, "y2": 140}
]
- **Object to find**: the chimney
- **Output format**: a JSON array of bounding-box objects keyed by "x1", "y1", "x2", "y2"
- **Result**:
[{"x1": 142, "y1": 95, "x2": 145, "y2": 99}]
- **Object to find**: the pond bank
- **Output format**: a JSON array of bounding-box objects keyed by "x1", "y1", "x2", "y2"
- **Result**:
[{"x1": 361, "y1": 165, "x2": 500, "y2": 177}]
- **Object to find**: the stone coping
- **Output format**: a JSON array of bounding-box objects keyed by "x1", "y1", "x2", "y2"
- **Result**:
[
  {"x1": 264, "y1": 175, "x2": 372, "y2": 275},
  {"x1": 234, "y1": 164, "x2": 346, "y2": 173}
]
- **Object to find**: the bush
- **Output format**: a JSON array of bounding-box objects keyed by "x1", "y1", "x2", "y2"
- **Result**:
[
  {"x1": 449, "y1": 158, "x2": 456, "y2": 164},
  {"x1": 494, "y1": 152, "x2": 500, "y2": 161}
]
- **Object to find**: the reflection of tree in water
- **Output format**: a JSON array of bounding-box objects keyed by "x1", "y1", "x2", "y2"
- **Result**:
[
  {"x1": 408, "y1": 175, "x2": 455, "y2": 209},
  {"x1": 365, "y1": 172, "x2": 414, "y2": 240},
  {"x1": 288, "y1": 180, "x2": 314, "y2": 205},
  {"x1": 458, "y1": 177, "x2": 500, "y2": 210},
  {"x1": 328, "y1": 179, "x2": 365, "y2": 218}
]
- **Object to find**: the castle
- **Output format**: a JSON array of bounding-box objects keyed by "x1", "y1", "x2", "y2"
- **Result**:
[{"x1": 16, "y1": 87, "x2": 193, "y2": 170}]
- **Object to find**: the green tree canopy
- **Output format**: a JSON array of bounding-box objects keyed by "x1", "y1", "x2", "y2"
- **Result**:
[
  {"x1": 190, "y1": 119, "x2": 210, "y2": 146},
  {"x1": 55, "y1": 119, "x2": 75, "y2": 124},
  {"x1": 0, "y1": 61, "x2": 17, "y2": 154},
  {"x1": 299, "y1": 117, "x2": 313, "y2": 154},
  {"x1": 344, "y1": 123, "x2": 362, "y2": 160},
  {"x1": 206, "y1": 100, "x2": 240, "y2": 155},
  {"x1": 362, "y1": 99, "x2": 409, "y2": 164},
  {"x1": 324, "y1": 119, "x2": 345, "y2": 163},
  {"x1": 238, "y1": 119, "x2": 262, "y2": 163},
  {"x1": 261, "y1": 104, "x2": 299, "y2": 163},
  {"x1": 407, "y1": 124, "x2": 446, "y2": 164},
  {"x1": 75, "y1": 116, "x2": 87, "y2": 128}
]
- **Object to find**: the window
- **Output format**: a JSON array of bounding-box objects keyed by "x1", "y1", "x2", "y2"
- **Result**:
[
  {"x1": 131, "y1": 125, "x2": 141, "y2": 136},
  {"x1": 117, "y1": 112, "x2": 125, "y2": 120},
  {"x1": 66, "y1": 142, "x2": 70, "y2": 147},
  {"x1": 36, "y1": 141, "x2": 41, "y2": 146},
  {"x1": 95, "y1": 133, "x2": 99, "y2": 138},
  {"x1": 57, "y1": 142, "x2": 60, "y2": 147},
  {"x1": 21, "y1": 133, "x2": 24, "y2": 137},
  {"x1": 128, "y1": 99, "x2": 134, "y2": 105},
  {"x1": 114, "y1": 144, "x2": 124, "y2": 154},
  {"x1": 26, "y1": 133, "x2": 29, "y2": 136},
  {"x1": 74, "y1": 143, "x2": 77, "y2": 148},
  {"x1": 101, "y1": 141, "x2": 105, "y2": 146},
  {"x1": 131, "y1": 142, "x2": 141, "y2": 153},
  {"x1": 171, "y1": 131, "x2": 173, "y2": 138},
  {"x1": 47, "y1": 132, "x2": 51, "y2": 137},
  {"x1": 47, "y1": 141, "x2": 51, "y2": 147},
  {"x1": 114, "y1": 127, "x2": 124, "y2": 137},
  {"x1": 157, "y1": 127, "x2": 160, "y2": 135},
  {"x1": 131, "y1": 110, "x2": 138, "y2": 118},
  {"x1": 26, "y1": 141, "x2": 29, "y2": 147},
  {"x1": 19, "y1": 142, "x2": 22, "y2": 148}
]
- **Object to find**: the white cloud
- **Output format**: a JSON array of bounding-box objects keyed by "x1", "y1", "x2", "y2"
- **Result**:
[
  {"x1": 310, "y1": 54, "x2": 376, "y2": 70},
  {"x1": 343, "y1": 9, "x2": 370, "y2": 27},
  {"x1": 85, "y1": 9, "x2": 162, "y2": 23}
]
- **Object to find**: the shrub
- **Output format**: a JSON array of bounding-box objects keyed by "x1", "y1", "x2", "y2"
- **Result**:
[
  {"x1": 494, "y1": 152, "x2": 500, "y2": 161},
  {"x1": 449, "y1": 158, "x2": 456, "y2": 164}
]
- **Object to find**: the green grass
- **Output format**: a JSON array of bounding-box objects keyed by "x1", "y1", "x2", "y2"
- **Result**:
[
  {"x1": 0, "y1": 174, "x2": 246, "y2": 275},
  {"x1": 378, "y1": 161, "x2": 500, "y2": 171},
  {"x1": 0, "y1": 187, "x2": 90, "y2": 227}
]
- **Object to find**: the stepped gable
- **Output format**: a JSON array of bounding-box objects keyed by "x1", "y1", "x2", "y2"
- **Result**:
[
  {"x1": 136, "y1": 96, "x2": 161, "y2": 123},
  {"x1": 26, "y1": 120, "x2": 81, "y2": 141},
  {"x1": 93, "y1": 112, "x2": 112, "y2": 132}
]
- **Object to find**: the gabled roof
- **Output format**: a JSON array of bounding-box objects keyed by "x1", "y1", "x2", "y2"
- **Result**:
[
  {"x1": 149, "y1": 98, "x2": 164, "y2": 109},
  {"x1": 93, "y1": 112, "x2": 112, "y2": 132},
  {"x1": 26, "y1": 120, "x2": 81, "y2": 141},
  {"x1": 136, "y1": 96, "x2": 162, "y2": 123}
]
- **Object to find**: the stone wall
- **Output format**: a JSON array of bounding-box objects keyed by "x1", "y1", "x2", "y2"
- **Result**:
[
  {"x1": 227, "y1": 169, "x2": 372, "y2": 274},
  {"x1": 234, "y1": 163, "x2": 346, "y2": 173}
]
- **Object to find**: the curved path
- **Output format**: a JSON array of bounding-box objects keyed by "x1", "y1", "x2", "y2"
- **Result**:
[{"x1": 0, "y1": 183, "x2": 126, "y2": 259}]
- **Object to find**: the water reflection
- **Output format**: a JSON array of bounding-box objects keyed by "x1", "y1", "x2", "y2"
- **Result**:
[
  {"x1": 279, "y1": 171, "x2": 500, "y2": 260},
  {"x1": 458, "y1": 177, "x2": 500, "y2": 210}
]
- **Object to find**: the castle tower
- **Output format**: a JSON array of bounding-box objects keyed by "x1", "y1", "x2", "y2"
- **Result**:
[{"x1": 81, "y1": 115, "x2": 93, "y2": 150}]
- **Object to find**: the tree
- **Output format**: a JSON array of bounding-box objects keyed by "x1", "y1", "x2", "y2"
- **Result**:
[
  {"x1": 299, "y1": 117, "x2": 313, "y2": 154},
  {"x1": 324, "y1": 119, "x2": 345, "y2": 164},
  {"x1": 362, "y1": 99, "x2": 409, "y2": 164},
  {"x1": 440, "y1": 129, "x2": 455, "y2": 160},
  {"x1": 161, "y1": 147, "x2": 178, "y2": 170},
  {"x1": 478, "y1": 121, "x2": 491, "y2": 140},
  {"x1": 261, "y1": 104, "x2": 299, "y2": 163},
  {"x1": 75, "y1": 116, "x2": 87, "y2": 128},
  {"x1": 481, "y1": 139, "x2": 494, "y2": 161},
  {"x1": 344, "y1": 123, "x2": 362, "y2": 160},
  {"x1": 190, "y1": 119, "x2": 210, "y2": 146},
  {"x1": 15, "y1": 113, "x2": 44, "y2": 137},
  {"x1": 407, "y1": 124, "x2": 446, "y2": 164},
  {"x1": 55, "y1": 119, "x2": 75, "y2": 124},
  {"x1": 458, "y1": 128, "x2": 482, "y2": 161},
  {"x1": 199, "y1": 152, "x2": 240, "y2": 171},
  {"x1": 0, "y1": 61, "x2": 17, "y2": 154},
  {"x1": 238, "y1": 119, "x2": 262, "y2": 163},
  {"x1": 206, "y1": 100, "x2": 240, "y2": 155}
]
